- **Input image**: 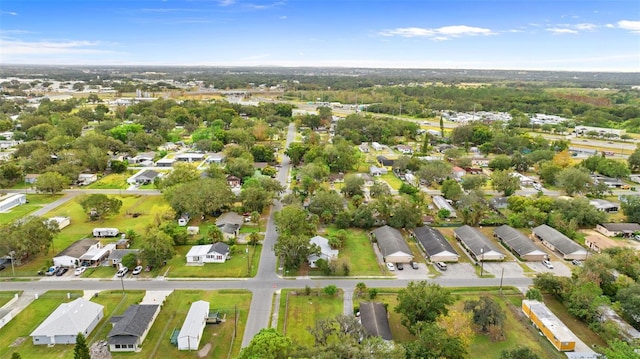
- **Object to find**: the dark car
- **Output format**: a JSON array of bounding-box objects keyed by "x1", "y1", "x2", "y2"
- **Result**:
[
  {"x1": 0, "y1": 264, "x2": 5, "y2": 271},
  {"x1": 55, "y1": 267, "x2": 68, "y2": 276},
  {"x1": 396, "y1": 263, "x2": 404, "y2": 270}
]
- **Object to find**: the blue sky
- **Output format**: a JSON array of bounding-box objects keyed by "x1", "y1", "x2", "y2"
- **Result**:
[{"x1": 1, "y1": 0, "x2": 639, "y2": 71}]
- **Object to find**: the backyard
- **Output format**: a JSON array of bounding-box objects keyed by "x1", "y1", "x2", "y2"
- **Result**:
[{"x1": 0, "y1": 194, "x2": 63, "y2": 226}]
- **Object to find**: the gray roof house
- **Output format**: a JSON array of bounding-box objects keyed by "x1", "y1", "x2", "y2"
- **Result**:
[
  {"x1": 107, "y1": 249, "x2": 140, "y2": 267},
  {"x1": 133, "y1": 170, "x2": 160, "y2": 185},
  {"x1": 371, "y1": 226, "x2": 413, "y2": 264},
  {"x1": 308, "y1": 235, "x2": 339, "y2": 268},
  {"x1": 589, "y1": 199, "x2": 619, "y2": 213},
  {"x1": 596, "y1": 223, "x2": 640, "y2": 237},
  {"x1": 108, "y1": 304, "x2": 160, "y2": 352},
  {"x1": 454, "y1": 225, "x2": 505, "y2": 261},
  {"x1": 412, "y1": 226, "x2": 459, "y2": 262},
  {"x1": 215, "y1": 212, "x2": 245, "y2": 239},
  {"x1": 531, "y1": 225, "x2": 588, "y2": 260},
  {"x1": 31, "y1": 298, "x2": 104, "y2": 345},
  {"x1": 53, "y1": 238, "x2": 101, "y2": 268},
  {"x1": 493, "y1": 225, "x2": 546, "y2": 261},
  {"x1": 359, "y1": 302, "x2": 392, "y2": 340},
  {"x1": 432, "y1": 195, "x2": 457, "y2": 218}
]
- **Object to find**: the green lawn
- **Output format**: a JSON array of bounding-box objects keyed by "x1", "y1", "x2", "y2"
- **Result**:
[
  {"x1": 85, "y1": 173, "x2": 131, "y2": 189},
  {"x1": 109, "y1": 290, "x2": 252, "y2": 359},
  {"x1": 0, "y1": 291, "x2": 83, "y2": 359},
  {"x1": 380, "y1": 173, "x2": 403, "y2": 190},
  {"x1": 1, "y1": 195, "x2": 171, "y2": 278},
  {"x1": 0, "y1": 291, "x2": 20, "y2": 307},
  {"x1": 322, "y1": 227, "x2": 384, "y2": 276},
  {"x1": 354, "y1": 293, "x2": 415, "y2": 342},
  {"x1": 166, "y1": 244, "x2": 261, "y2": 278},
  {"x1": 277, "y1": 289, "x2": 344, "y2": 346},
  {"x1": 0, "y1": 194, "x2": 63, "y2": 225}
]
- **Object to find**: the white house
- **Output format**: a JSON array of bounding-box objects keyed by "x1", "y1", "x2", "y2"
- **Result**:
[
  {"x1": 77, "y1": 173, "x2": 98, "y2": 186},
  {"x1": 308, "y1": 236, "x2": 339, "y2": 268},
  {"x1": 53, "y1": 239, "x2": 102, "y2": 268},
  {"x1": 0, "y1": 193, "x2": 27, "y2": 212},
  {"x1": 185, "y1": 243, "x2": 230, "y2": 265},
  {"x1": 178, "y1": 301, "x2": 209, "y2": 351},
  {"x1": 31, "y1": 298, "x2": 104, "y2": 345},
  {"x1": 93, "y1": 228, "x2": 120, "y2": 237}
]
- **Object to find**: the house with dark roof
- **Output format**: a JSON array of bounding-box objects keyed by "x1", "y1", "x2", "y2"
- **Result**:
[
  {"x1": 412, "y1": 226, "x2": 459, "y2": 262},
  {"x1": 531, "y1": 225, "x2": 587, "y2": 260},
  {"x1": 370, "y1": 226, "x2": 413, "y2": 264},
  {"x1": 107, "y1": 249, "x2": 140, "y2": 267},
  {"x1": 589, "y1": 199, "x2": 619, "y2": 213},
  {"x1": 53, "y1": 239, "x2": 101, "y2": 268},
  {"x1": 359, "y1": 302, "x2": 392, "y2": 340},
  {"x1": 453, "y1": 225, "x2": 505, "y2": 261},
  {"x1": 215, "y1": 212, "x2": 244, "y2": 239},
  {"x1": 493, "y1": 225, "x2": 546, "y2": 261},
  {"x1": 129, "y1": 169, "x2": 160, "y2": 185},
  {"x1": 108, "y1": 304, "x2": 160, "y2": 352},
  {"x1": 595, "y1": 223, "x2": 640, "y2": 237},
  {"x1": 376, "y1": 156, "x2": 394, "y2": 169}
]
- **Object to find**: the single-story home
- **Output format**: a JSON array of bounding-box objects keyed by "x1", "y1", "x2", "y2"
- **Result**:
[
  {"x1": 93, "y1": 228, "x2": 120, "y2": 237},
  {"x1": 452, "y1": 166, "x2": 466, "y2": 179},
  {"x1": 589, "y1": 199, "x2": 619, "y2": 213},
  {"x1": 358, "y1": 143, "x2": 369, "y2": 153},
  {"x1": 79, "y1": 243, "x2": 115, "y2": 267},
  {"x1": 48, "y1": 216, "x2": 71, "y2": 230},
  {"x1": 31, "y1": 298, "x2": 104, "y2": 345},
  {"x1": 308, "y1": 236, "x2": 339, "y2": 268},
  {"x1": 206, "y1": 153, "x2": 225, "y2": 164},
  {"x1": 328, "y1": 173, "x2": 344, "y2": 183},
  {"x1": 595, "y1": 223, "x2": 640, "y2": 237},
  {"x1": 531, "y1": 225, "x2": 588, "y2": 260},
  {"x1": 396, "y1": 145, "x2": 413, "y2": 154},
  {"x1": 584, "y1": 235, "x2": 626, "y2": 253},
  {"x1": 371, "y1": 142, "x2": 384, "y2": 151},
  {"x1": 178, "y1": 300, "x2": 209, "y2": 351},
  {"x1": 359, "y1": 302, "x2": 392, "y2": 340},
  {"x1": 78, "y1": 173, "x2": 98, "y2": 186},
  {"x1": 597, "y1": 305, "x2": 640, "y2": 344},
  {"x1": 376, "y1": 156, "x2": 394, "y2": 169},
  {"x1": 107, "y1": 249, "x2": 140, "y2": 267},
  {"x1": 432, "y1": 195, "x2": 457, "y2": 218},
  {"x1": 489, "y1": 197, "x2": 508, "y2": 210},
  {"x1": 454, "y1": 225, "x2": 505, "y2": 261},
  {"x1": 0, "y1": 193, "x2": 27, "y2": 212},
  {"x1": 370, "y1": 226, "x2": 413, "y2": 264},
  {"x1": 108, "y1": 304, "x2": 160, "y2": 352},
  {"x1": 126, "y1": 152, "x2": 155, "y2": 165},
  {"x1": 226, "y1": 175, "x2": 241, "y2": 188},
  {"x1": 185, "y1": 243, "x2": 230, "y2": 265},
  {"x1": 25, "y1": 173, "x2": 40, "y2": 184},
  {"x1": 412, "y1": 226, "x2": 459, "y2": 262},
  {"x1": 493, "y1": 225, "x2": 547, "y2": 261},
  {"x1": 53, "y1": 239, "x2": 101, "y2": 268},
  {"x1": 369, "y1": 165, "x2": 388, "y2": 177},
  {"x1": 156, "y1": 157, "x2": 175, "y2": 167},
  {"x1": 175, "y1": 153, "x2": 205, "y2": 163},
  {"x1": 127, "y1": 169, "x2": 160, "y2": 185},
  {"x1": 215, "y1": 212, "x2": 244, "y2": 239}
]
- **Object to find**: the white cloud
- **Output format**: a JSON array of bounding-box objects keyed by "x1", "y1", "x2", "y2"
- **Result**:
[
  {"x1": 546, "y1": 27, "x2": 578, "y2": 34},
  {"x1": 0, "y1": 11, "x2": 18, "y2": 16},
  {"x1": 379, "y1": 25, "x2": 494, "y2": 40},
  {"x1": 606, "y1": 24, "x2": 615, "y2": 28},
  {"x1": 279, "y1": 15, "x2": 287, "y2": 20},
  {"x1": 218, "y1": 0, "x2": 236, "y2": 6},
  {"x1": 618, "y1": 20, "x2": 640, "y2": 32},
  {"x1": 0, "y1": 39, "x2": 112, "y2": 55},
  {"x1": 574, "y1": 23, "x2": 597, "y2": 31}
]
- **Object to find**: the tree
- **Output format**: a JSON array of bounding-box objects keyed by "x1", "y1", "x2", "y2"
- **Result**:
[
  {"x1": 284, "y1": 142, "x2": 309, "y2": 167},
  {"x1": 464, "y1": 296, "x2": 505, "y2": 333},
  {"x1": 369, "y1": 181, "x2": 391, "y2": 198},
  {"x1": 395, "y1": 281, "x2": 454, "y2": 332},
  {"x1": 121, "y1": 252, "x2": 138, "y2": 269},
  {"x1": 78, "y1": 194, "x2": 123, "y2": 221},
  {"x1": 274, "y1": 233, "x2": 319, "y2": 269},
  {"x1": 248, "y1": 232, "x2": 261, "y2": 246},
  {"x1": 617, "y1": 284, "x2": 640, "y2": 328},
  {"x1": 461, "y1": 174, "x2": 486, "y2": 191},
  {"x1": 436, "y1": 310, "x2": 474, "y2": 347},
  {"x1": 489, "y1": 155, "x2": 513, "y2": 171},
  {"x1": 491, "y1": 170, "x2": 520, "y2": 196},
  {"x1": 35, "y1": 172, "x2": 68, "y2": 193},
  {"x1": 308, "y1": 190, "x2": 344, "y2": 221},
  {"x1": 0, "y1": 216, "x2": 60, "y2": 260},
  {"x1": 109, "y1": 160, "x2": 128, "y2": 173},
  {"x1": 525, "y1": 288, "x2": 543, "y2": 301},
  {"x1": 226, "y1": 157, "x2": 255, "y2": 180},
  {"x1": 11, "y1": 353, "x2": 21, "y2": 359},
  {"x1": 274, "y1": 205, "x2": 315, "y2": 237},
  {"x1": 441, "y1": 179, "x2": 463, "y2": 201},
  {"x1": 622, "y1": 195, "x2": 640, "y2": 223},
  {"x1": 341, "y1": 174, "x2": 364, "y2": 198},
  {"x1": 140, "y1": 228, "x2": 175, "y2": 268},
  {"x1": 388, "y1": 196, "x2": 422, "y2": 229},
  {"x1": 417, "y1": 160, "x2": 452, "y2": 185},
  {"x1": 241, "y1": 187, "x2": 272, "y2": 213},
  {"x1": 538, "y1": 161, "x2": 562, "y2": 185},
  {"x1": 597, "y1": 158, "x2": 631, "y2": 178},
  {"x1": 239, "y1": 328, "x2": 292, "y2": 359},
  {"x1": 627, "y1": 148, "x2": 640, "y2": 172},
  {"x1": 556, "y1": 167, "x2": 592, "y2": 196},
  {"x1": 499, "y1": 347, "x2": 540, "y2": 359},
  {"x1": 404, "y1": 321, "x2": 467, "y2": 359},
  {"x1": 158, "y1": 162, "x2": 200, "y2": 189},
  {"x1": 601, "y1": 339, "x2": 640, "y2": 359},
  {"x1": 73, "y1": 333, "x2": 90, "y2": 359},
  {"x1": 164, "y1": 178, "x2": 235, "y2": 218}
]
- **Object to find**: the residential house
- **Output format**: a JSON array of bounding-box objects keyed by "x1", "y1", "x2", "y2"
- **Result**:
[
  {"x1": 511, "y1": 172, "x2": 534, "y2": 186},
  {"x1": 108, "y1": 304, "x2": 160, "y2": 352},
  {"x1": 0, "y1": 193, "x2": 27, "y2": 212},
  {"x1": 107, "y1": 249, "x2": 140, "y2": 267},
  {"x1": 77, "y1": 173, "x2": 98, "y2": 186},
  {"x1": 452, "y1": 166, "x2": 467, "y2": 179},
  {"x1": 376, "y1": 156, "x2": 394, "y2": 169},
  {"x1": 185, "y1": 243, "x2": 230, "y2": 265},
  {"x1": 369, "y1": 165, "x2": 388, "y2": 177},
  {"x1": 531, "y1": 225, "x2": 588, "y2": 260},
  {"x1": 178, "y1": 213, "x2": 191, "y2": 227},
  {"x1": 215, "y1": 212, "x2": 244, "y2": 239},
  {"x1": 93, "y1": 228, "x2": 120, "y2": 237},
  {"x1": 584, "y1": 234, "x2": 626, "y2": 253},
  {"x1": 178, "y1": 301, "x2": 209, "y2": 350},
  {"x1": 358, "y1": 173, "x2": 374, "y2": 186},
  {"x1": 471, "y1": 157, "x2": 490, "y2": 167},
  {"x1": 328, "y1": 173, "x2": 344, "y2": 183},
  {"x1": 155, "y1": 157, "x2": 175, "y2": 167},
  {"x1": 370, "y1": 226, "x2": 413, "y2": 264},
  {"x1": 489, "y1": 197, "x2": 508, "y2": 210},
  {"x1": 126, "y1": 152, "x2": 155, "y2": 166},
  {"x1": 454, "y1": 225, "x2": 505, "y2": 261},
  {"x1": 175, "y1": 153, "x2": 205, "y2": 163},
  {"x1": 359, "y1": 302, "x2": 392, "y2": 340},
  {"x1": 371, "y1": 142, "x2": 384, "y2": 151},
  {"x1": 206, "y1": 153, "x2": 225, "y2": 165},
  {"x1": 412, "y1": 226, "x2": 459, "y2": 262},
  {"x1": 522, "y1": 300, "x2": 577, "y2": 352},
  {"x1": 308, "y1": 236, "x2": 339, "y2": 268},
  {"x1": 158, "y1": 142, "x2": 178, "y2": 151},
  {"x1": 127, "y1": 169, "x2": 160, "y2": 185},
  {"x1": 432, "y1": 195, "x2": 457, "y2": 218},
  {"x1": 226, "y1": 175, "x2": 241, "y2": 188},
  {"x1": 31, "y1": 298, "x2": 104, "y2": 345},
  {"x1": 396, "y1": 145, "x2": 413, "y2": 154},
  {"x1": 48, "y1": 216, "x2": 71, "y2": 230},
  {"x1": 53, "y1": 239, "x2": 101, "y2": 267},
  {"x1": 24, "y1": 173, "x2": 40, "y2": 184},
  {"x1": 358, "y1": 143, "x2": 369, "y2": 153},
  {"x1": 597, "y1": 305, "x2": 640, "y2": 344},
  {"x1": 595, "y1": 223, "x2": 640, "y2": 237},
  {"x1": 493, "y1": 225, "x2": 547, "y2": 261},
  {"x1": 589, "y1": 199, "x2": 619, "y2": 213}
]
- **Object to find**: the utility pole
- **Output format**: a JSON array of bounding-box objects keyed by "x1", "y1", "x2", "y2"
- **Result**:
[
  {"x1": 9, "y1": 251, "x2": 15, "y2": 279},
  {"x1": 480, "y1": 248, "x2": 485, "y2": 277}
]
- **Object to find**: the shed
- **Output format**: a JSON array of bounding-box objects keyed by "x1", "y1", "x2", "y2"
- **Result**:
[
  {"x1": 25, "y1": 173, "x2": 40, "y2": 184},
  {"x1": 493, "y1": 225, "x2": 546, "y2": 261},
  {"x1": 531, "y1": 225, "x2": 587, "y2": 260},
  {"x1": 31, "y1": 298, "x2": 104, "y2": 345},
  {"x1": 93, "y1": 228, "x2": 120, "y2": 237},
  {"x1": 412, "y1": 226, "x2": 459, "y2": 262},
  {"x1": 48, "y1": 216, "x2": 71, "y2": 230},
  {"x1": 187, "y1": 226, "x2": 200, "y2": 235},
  {"x1": 453, "y1": 225, "x2": 505, "y2": 261},
  {"x1": 359, "y1": 302, "x2": 392, "y2": 340},
  {"x1": 370, "y1": 226, "x2": 413, "y2": 264},
  {"x1": 522, "y1": 300, "x2": 577, "y2": 352},
  {"x1": 589, "y1": 199, "x2": 619, "y2": 213},
  {"x1": 178, "y1": 301, "x2": 209, "y2": 350}
]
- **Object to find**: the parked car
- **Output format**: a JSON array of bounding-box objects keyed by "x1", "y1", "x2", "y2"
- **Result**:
[
  {"x1": 45, "y1": 266, "x2": 58, "y2": 276},
  {"x1": 571, "y1": 259, "x2": 583, "y2": 267},
  {"x1": 386, "y1": 262, "x2": 395, "y2": 271},
  {"x1": 435, "y1": 262, "x2": 447, "y2": 271},
  {"x1": 55, "y1": 267, "x2": 68, "y2": 276},
  {"x1": 410, "y1": 261, "x2": 419, "y2": 270},
  {"x1": 132, "y1": 266, "x2": 143, "y2": 275},
  {"x1": 0, "y1": 264, "x2": 5, "y2": 271},
  {"x1": 74, "y1": 267, "x2": 87, "y2": 276},
  {"x1": 116, "y1": 267, "x2": 129, "y2": 277},
  {"x1": 542, "y1": 260, "x2": 554, "y2": 269},
  {"x1": 396, "y1": 263, "x2": 404, "y2": 270}
]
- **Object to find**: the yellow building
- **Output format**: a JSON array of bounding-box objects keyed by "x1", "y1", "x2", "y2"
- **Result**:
[{"x1": 522, "y1": 300, "x2": 577, "y2": 352}]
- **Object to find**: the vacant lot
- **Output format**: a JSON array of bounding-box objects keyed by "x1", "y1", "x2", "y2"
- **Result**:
[
  {"x1": 0, "y1": 194, "x2": 63, "y2": 225},
  {"x1": 85, "y1": 173, "x2": 132, "y2": 189},
  {"x1": 317, "y1": 227, "x2": 383, "y2": 276}
]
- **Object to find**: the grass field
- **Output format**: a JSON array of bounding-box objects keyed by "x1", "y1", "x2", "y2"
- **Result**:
[
  {"x1": 166, "y1": 244, "x2": 261, "y2": 278},
  {"x1": 85, "y1": 173, "x2": 132, "y2": 189},
  {"x1": 354, "y1": 292, "x2": 415, "y2": 342},
  {"x1": 0, "y1": 194, "x2": 63, "y2": 225},
  {"x1": 0, "y1": 291, "x2": 84, "y2": 359},
  {"x1": 318, "y1": 227, "x2": 384, "y2": 276},
  {"x1": 0, "y1": 291, "x2": 20, "y2": 308},
  {"x1": 380, "y1": 173, "x2": 403, "y2": 190},
  {"x1": 277, "y1": 289, "x2": 344, "y2": 347}
]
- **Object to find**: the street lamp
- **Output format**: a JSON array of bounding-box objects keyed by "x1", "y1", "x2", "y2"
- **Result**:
[
  {"x1": 480, "y1": 248, "x2": 485, "y2": 277},
  {"x1": 120, "y1": 275, "x2": 125, "y2": 296},
  {"x1": 9, "y1": 251, "x2": 15, "y2": 279}
]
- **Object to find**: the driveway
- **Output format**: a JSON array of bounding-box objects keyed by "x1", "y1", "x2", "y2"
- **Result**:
[
  {"x1": 481, "y1": 261, "x2": 525, "y2": 278},
  {"x1": 527, "y1": 260, "x2": 573, "y2": 277},
  {"x1": 436, "y1": 262, "x2": 476, "y2": 279},
  {"x1": 395, "y1": 262, "x2": 430, "y2": 280}
]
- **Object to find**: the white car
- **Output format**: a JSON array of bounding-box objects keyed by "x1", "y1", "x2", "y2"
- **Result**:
[
  {"x1": 386, "y1": 262, "x2": 395, "y2": 271},
  {"x1": 74, "y1": 267, "x2": 87, "y2": 276},
  {"x1": 116, "y1": 267, "x2": 129, "y2": 277},
  {"x1": 542, "y1": 260, "x2": 554, "y2": 269},
  {"x1": 132, "y1": 266, "x2": 143, "y2": 275}
]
